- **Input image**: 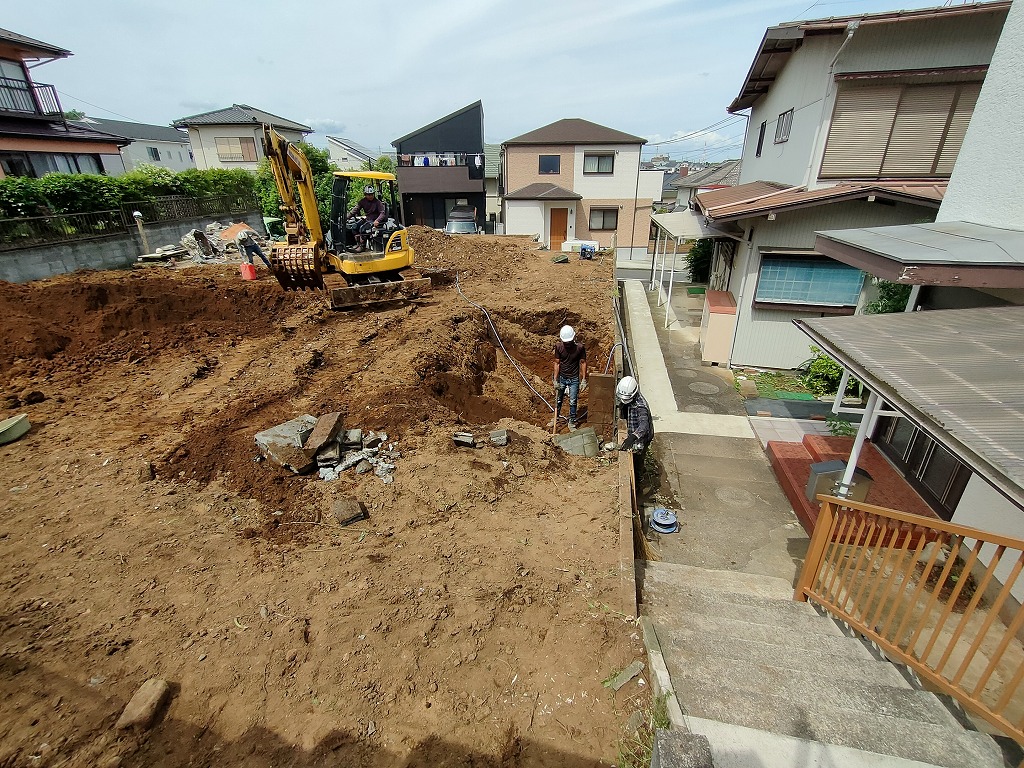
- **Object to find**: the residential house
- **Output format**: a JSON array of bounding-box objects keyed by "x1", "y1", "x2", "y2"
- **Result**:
[
  {"x1": 685, "y1": 1, "x2": 1010, "y2": 370},
  {"x1": 484, "y1": 143, "x2": 500, "y2": 230},
  {"x1": 392, "y1": 101, "x2": 486, "y2": 230},
  {"x1": 657, "y1": 168, "x2": 687, "y2": 211},
  {"x1": 0, "y1": 28, "x2": 128, "y2": 178},
  {"x1": 671, "y1": 159, "x2": 740, "y2": 209},
  {"x1": 173, "y1": 104, "x2": 312, "y2": 171},
  {"x1": 326, "y1": 136, "x2": 388, "y2": 171},
  {"x1": 71, "y1": 116, "x2": 193, "y2": 172},
  {"x1": 501, "y1": 118, "x2": 663, "y2": 256},
  {"x1": 794, "y1": 0, "x2": 1024, "y2": 568}
]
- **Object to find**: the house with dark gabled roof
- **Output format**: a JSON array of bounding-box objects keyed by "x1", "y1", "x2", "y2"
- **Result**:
[
  {"x1": 71, "y1": 116, "x2": 193, "y2": 172},
  {"x1": 0, "y1": 28, "x2": 129, "y2": 178},
  {"x1": 501, "y1": 118, "x2": 663, "y2": 255},
  {"x1": 173, "y1": 104, "x2": 312, "y2": 171}
]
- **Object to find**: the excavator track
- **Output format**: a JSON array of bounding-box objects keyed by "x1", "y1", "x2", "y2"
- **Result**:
[{"x1": 324, "y1": 270, "x2": 432, "y2": 309}]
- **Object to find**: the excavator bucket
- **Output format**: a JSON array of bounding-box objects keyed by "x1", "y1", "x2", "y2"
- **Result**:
[
  {"x1": 270, "y1": 244, "x2": 324, "y2": 291},
  {"x1": 324, "y1": 273, "x2": 432, "y2": 309}
]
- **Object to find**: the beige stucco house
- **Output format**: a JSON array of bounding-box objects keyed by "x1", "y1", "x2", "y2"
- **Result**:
[{"x1": 173, "y1": 104, "x2": 311, "y2": 171}]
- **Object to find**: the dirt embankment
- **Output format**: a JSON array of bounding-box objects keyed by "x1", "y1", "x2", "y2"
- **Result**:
[{"x1": 0, "y1": 229, "x2": 644, "y2": 767}]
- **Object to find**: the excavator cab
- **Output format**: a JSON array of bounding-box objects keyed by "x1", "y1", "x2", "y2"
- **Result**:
[{"x1": 261, "y1": 124, "x2": 430, "y2": 308}]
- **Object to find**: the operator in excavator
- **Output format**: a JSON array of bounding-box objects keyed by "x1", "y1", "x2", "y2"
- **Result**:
[{"x1": 347, "y1": 185, "x2": 387, "y2": 253}]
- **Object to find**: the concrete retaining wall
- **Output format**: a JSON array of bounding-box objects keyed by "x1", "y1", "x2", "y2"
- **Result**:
[{"x1": 0, "y1": 211, "x2": 265, "y2": 284}]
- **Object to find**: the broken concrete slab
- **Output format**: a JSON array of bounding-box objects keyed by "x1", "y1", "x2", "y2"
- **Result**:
[
  {"x1": 316, "y1": 443, "x2": 341, "y2": 467},
  {"x1": 115, "y1": 678, "x2": 171, "y2": 730},
  {"x1": 453, "y1": 432, "x2": 475, "y2": 448},
  {"x1": 737, "y1": 380, "x2": 759, "y2": 400},
  {"x1": 607, "y1": 660, "x2": 644, "y2": 691},
  {"x1": 332, "y1": 498, "x2": 366, "y2": 527},
  {"x1": 355, "y1": 460, "x2": 373, "y2": 474},
  {"x1": 340, "y1": 429, "x2": 363, "y2": 447},
  {"x1": 339, "y1": 449, "x2": 376, "y2": 471},
  {"x1": 554, "y1": 426, "x2": 599, "y2": 457},
  {"x1": 362, "y1": 431, "x2": 384, "y2": 450},
  {"x1": 303, "y1": 412, "x2": 344, "y2": 458},
  {"x1": 255, "y1": 415, "x2": 318, "y2": 474},
  {"x1": 489, "y1": 429, "x2": 509, "y2": 446}
]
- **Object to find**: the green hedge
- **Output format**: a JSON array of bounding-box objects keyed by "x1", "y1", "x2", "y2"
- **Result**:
[{"x1": 0, "y1": 164, "x2": 257, "y2": 218}]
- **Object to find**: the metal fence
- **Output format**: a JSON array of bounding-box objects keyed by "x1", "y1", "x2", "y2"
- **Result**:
[{"x1": 0, "y1": 194, "x2": 260, "y2": 252}]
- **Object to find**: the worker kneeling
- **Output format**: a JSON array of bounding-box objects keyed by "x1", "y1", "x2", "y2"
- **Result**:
[{"x1": 616, "y1": 375, "x2": 654, "y2": 484}]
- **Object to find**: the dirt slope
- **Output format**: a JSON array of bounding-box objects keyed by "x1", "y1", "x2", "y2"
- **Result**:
[{"x1": 0, "y1": 231, "x2": 645, "y2": 767}]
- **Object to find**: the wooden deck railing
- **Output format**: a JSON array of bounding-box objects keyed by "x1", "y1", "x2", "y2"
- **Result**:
[{"x1": 796, "y1": 495, "x2": 1024, "y2": 747}]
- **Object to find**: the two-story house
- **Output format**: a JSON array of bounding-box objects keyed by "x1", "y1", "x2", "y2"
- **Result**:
[
  {"x1": 685, "y1": 1, "x2": 1010, "y2": 370},
  {"x1": 0, "y1": 28, "x2": 128, "y2": 179},
  {"x1": 326, "y1": 136, "x2": 392, "y2": 172},
  {"x1": 71, "y1": 116, "x2": 194, "y2": 173},
  {"x1": 173, "y1": 104, "x2": 311, "y2": 172},
  {"x1": 501, "y1": 119, "x2": 662, "y2": 257},
  {"x1": 392, "y1": 101, "x2": 486, "y2": 230}
]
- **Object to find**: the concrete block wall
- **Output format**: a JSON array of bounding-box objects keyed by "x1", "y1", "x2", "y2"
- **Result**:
[{"x1": 0, "y1": 211, "x2": 264, "y2": 284}]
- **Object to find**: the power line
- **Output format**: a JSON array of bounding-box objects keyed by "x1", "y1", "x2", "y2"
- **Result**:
[
  {"x1": 644, "y1": 116, "x2": 745, "y2": 148},
  {"x1": 56, "y1": 89, "x2": 146, "y2": 123}
]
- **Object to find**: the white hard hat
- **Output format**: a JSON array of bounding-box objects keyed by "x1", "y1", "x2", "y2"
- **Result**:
[
  {"x1": 363, "y1": 185, "x2": 375, "y2": 194},
  {"x1": 616, "y1": 375, "x2": 639, "y2": 403},
  {"x1": 559, "y1": 325, "x2": 576, "y2": 343}
]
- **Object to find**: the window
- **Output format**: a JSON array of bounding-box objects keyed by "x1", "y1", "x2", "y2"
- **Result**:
[
  {"x1": 538, "y1": 155, "x2": 560, "y2": 174},
  {"x1": 0, "y1": 151, "x2": 32, "y2": 177},
  {"x1": 774, "y1": 109, "x2": 793, "y2": 143},
  {"x1": 0, "y1": 151, "x2": 104, "y2": 177},
  {"x1": 755, "y1": 121, "x2": 767, "y2": 157},
  {"x1": 589, "y1": 207, "x2": 618, "y2": 230},
  {"x1": 754, "y1": 254, "x2": 864, "y2": 307},
  {"x1": 583, "y1": 153, "x2": 614, "y2": 174},
  {"x1": 215, "y1": 136, "x2": 258, "y2": 162},
  {"x1": 0, "y1": 58, "x2": 32, "y2": 113},
  {"x1": 147, "y1": 146, "x2": 160, "y2": 161},
  {"x1": 821, "y1": 82, "x2": 981, "y2": 178}
]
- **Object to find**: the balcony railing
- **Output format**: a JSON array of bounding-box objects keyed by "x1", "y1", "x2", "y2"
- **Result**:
[
  {"x1": 796, "y1": 495, "x2": 1024, "y2": 748},
  {"x1": 0, "y1": 78, "x2": 62, "y2": 117},
  {"x1": 397, "y1": 152, "x2": 482, "y2": 168}
]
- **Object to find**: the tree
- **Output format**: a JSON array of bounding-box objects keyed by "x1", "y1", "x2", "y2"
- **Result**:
[
  {"x1": 62, "y1": 109, "x2": 86, "y2": 120},
  {"x1": 865, "y1": 278, "x2": 912, "y2": 314},
  {"x1": 254, "y1": 144, "x2": 338, "y2": 233},
  {"x1": 685, "y1": 238, "x2": 713, "y2": 283}
]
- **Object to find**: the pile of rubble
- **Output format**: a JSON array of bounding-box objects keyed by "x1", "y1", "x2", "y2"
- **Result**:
[{"x1": 254, "y1": 413, "x2": 399, "y2": 484}]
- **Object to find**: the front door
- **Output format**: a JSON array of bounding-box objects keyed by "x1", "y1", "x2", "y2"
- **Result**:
[{"x1": 549, "y1": 208, "x2": 568, "y2": 252}]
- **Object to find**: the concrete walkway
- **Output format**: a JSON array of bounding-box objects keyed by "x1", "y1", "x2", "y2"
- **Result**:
[{"x1": 621, "y1": 279, "x2": 807, "y2": 580}]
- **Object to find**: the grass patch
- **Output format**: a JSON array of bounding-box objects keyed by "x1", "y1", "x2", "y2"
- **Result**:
[
  {"x1": 753, "y1": 371, "x2": 811, "y2": 399},
  {"x1": 617, "y1": 693, "x2": 671, "y2": 768}
]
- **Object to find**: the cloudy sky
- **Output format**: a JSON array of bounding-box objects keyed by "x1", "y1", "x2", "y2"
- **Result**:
[{"x1": 10, "y1": 0, "x2": 948, "y2": 161}]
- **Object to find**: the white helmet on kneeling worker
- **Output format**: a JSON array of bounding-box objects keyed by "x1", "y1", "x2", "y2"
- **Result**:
[{"x1": 616, "y1": 375, "x2": 639, "y2": 404}]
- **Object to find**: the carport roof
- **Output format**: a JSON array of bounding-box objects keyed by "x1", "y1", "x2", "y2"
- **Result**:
[{"x1": 795, "y1": 306, "x2": 1024, "y2": 510}]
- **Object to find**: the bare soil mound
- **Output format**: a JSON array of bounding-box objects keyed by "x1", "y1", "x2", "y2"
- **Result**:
[{"x1": 0, "y1": 234, "x2": 643, "y2": 767}]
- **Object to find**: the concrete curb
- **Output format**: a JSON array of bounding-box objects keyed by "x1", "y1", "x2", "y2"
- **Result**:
[{"x1": 641, "y1": 616, "x2": 688, "y2": 729}]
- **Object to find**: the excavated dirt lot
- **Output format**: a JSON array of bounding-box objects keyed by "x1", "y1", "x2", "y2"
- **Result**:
[{"x1": 0, "y1": 229, "x2": 645, "y2": 767}]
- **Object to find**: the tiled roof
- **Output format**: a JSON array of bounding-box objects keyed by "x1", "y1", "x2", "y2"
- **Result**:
[
  {"x1": 504, "y1": 183, "x2": 582, "y2": 200},
  {"x1": 504, "y1": 118, "x2": 646, "y2": 146},
  {"x1": 72, "y1": 117, "x2": 188, "y2": 144},
  {"x1": 0, "y1": 28, "x2": 71, "y2": 58},
  {"x1": 0, "y1": 117, "x2": 129, "y2": 146},
  {"x1": 697, "y1": 181, "x2": 945, "y2": 221},
  {"x1": 173, "y1": 104, "x2": 311, "y2": 132},
  {"x1": 673, "y1": 160, "x2": 741, "y2": 189}
]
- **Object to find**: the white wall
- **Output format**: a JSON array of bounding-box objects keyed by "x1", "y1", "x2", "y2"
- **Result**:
[
  {"x1": 188, "y1": 125, "x2": 305, "y2": 171},
  {"x1": 939, "y1": 0, "x2": 1022, "y2": 228},
  {"x1": 953, "y1": 474, "x2": 1024, "y2": 603},
  {"x1": 326, "y1": 140, "x2": 367, "y2": 171},
  {"x1": 121, "y1": 139, "x2": 194, "y2": 172},
  {"x1": 639, "y1": 169, "x2": 664, "y2": 201},
  {"x1": 504, "y1": 199, "x2": 544, "y2": 238},
  {"x1": 572, "y1": 144, "x2": 644, "y2": 199}
]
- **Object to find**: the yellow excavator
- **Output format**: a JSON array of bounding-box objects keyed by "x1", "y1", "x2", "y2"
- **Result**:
[{"x1": 261, "y1": 125, "x2": 431, "y2": 308}]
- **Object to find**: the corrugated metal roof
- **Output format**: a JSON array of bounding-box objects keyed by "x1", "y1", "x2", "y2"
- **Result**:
[
  {"x1": 818, "y1": 220, "x2": 1024, "y2": 266},
  {"x1": 173, "y1": 104, "x2": 311, "y2": 132},
  {"x1": 698, "y1": 181, "x2": 945, "y2": 221},
  {"x1": 652, "y1": 210, "x2": 737, "y2": 241},
  {"x1": 796, "y1": 306, "x2": 1024, "y2": 510},
  {"x1": 72, "y1": 117, "x2": 188, "y2": 144},
  {"x1": 504, "y1": 183, "x2": 582, "y2": 200},
  {"x1": 504, "y1": 118, "x2": 646, "y2": 146}
]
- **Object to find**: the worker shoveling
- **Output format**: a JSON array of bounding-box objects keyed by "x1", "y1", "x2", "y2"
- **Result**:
[{"x1": 261, "y1": 125, "x2": 432, "y2": 309}]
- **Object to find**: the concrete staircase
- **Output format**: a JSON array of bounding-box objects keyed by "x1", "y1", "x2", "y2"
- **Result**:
[{"x1": 641, "y1": 561, "x2": 1006, "y2": 768}]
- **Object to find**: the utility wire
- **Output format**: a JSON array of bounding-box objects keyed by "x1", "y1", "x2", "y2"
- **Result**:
[
  {"x1": 56, "y1": 89, "x2": 147, "y2": 123},
  {"x1": 645, "y1": 116, "x2": 744, "y2": 148}
]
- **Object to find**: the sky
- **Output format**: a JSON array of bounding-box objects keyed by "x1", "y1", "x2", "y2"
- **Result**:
[{"x1": 8, "y1": 0, "x2": 954, "y2": 162}]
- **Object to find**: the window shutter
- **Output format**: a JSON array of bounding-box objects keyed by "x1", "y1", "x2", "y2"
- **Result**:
[
  {"x1": 935, "y1": 82, "x2": 981, "y2": 175},
  {"x1": 880, "y1": 85, "x2": 956, "y2": 176},
  {"x1": 821, "y1": 87, "x2": 900, "y2": 177}
]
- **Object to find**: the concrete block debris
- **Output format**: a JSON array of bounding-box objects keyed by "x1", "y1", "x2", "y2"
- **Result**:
[
  {"x1": 115, "y1": 678, "x2": 171, "y2": 730},
  {"x1": 606, "y1": 660, "x2": 644, "y2": 691},
  {"x1": 554, "y1": 426, "x2": 599, "y2": 457},
  {"x1": 340, "y1": 429, "x2": 363, "y2": 448},
  {"x1": 316, "y1": 443, "x2": 341, "y2": 467},
  {"x1": 255, "y1": 415, "x2": 318, "y2": 474},
  {"x1": 303, "y1": 412, "x2": 344, "y2": 458},
  {"x1": 489, "y1": 429, "x2": 509, "y2": 446},
  {"x1": 363, "y1": 431, "x2": 385, "y2": 450},
  {"x1": 332, "y1": 498, "x2": 367, "y2": 527},
  {"x1": 339, "y1": 449, "x2": 376, "y2": 471},
  {"x1": 453, "y1": 432, "x2": 475, "y2": 448}
]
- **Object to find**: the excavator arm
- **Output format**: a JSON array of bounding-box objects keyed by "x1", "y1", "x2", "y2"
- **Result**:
[{"x1": 261, "y1": 125, "x2": 325, "y2": 290}]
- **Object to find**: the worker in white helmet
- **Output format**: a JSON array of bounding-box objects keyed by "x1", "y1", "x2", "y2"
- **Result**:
[
  {"x1": 552, "y1": 324, "x2": 587, "y2": 432},
  {"x1": 616, "y1": 375, "x2": 654, "y2": 482}
]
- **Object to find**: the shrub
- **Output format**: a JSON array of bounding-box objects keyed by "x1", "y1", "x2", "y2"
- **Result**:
[
  {"x1": 800, "y1": 346, "x2": 859, "y2": 397},
  {"x1": 685, "y1": 238, "x2": 713, "y2": 283},
  {"x1": 865, "y1": 278, "x2": 912, "y2": 314}
]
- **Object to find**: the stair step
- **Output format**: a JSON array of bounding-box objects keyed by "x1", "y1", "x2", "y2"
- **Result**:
[
  {"x1": 658, "y1": 622, "x2": 908, "y2": 685},
  {"x1": 644, "y1": 610, "x2": 876, "y2": 662},
  {"x1": 641, "y1": 560, "x2": 795, "y2": 600},
  {"x1": 686, "y1": 715, "x2": 1002, "y2": 768},
  {"x1": 678, "y1": 686, "x2": 1003, "y2": 768},
  {"x1": 674, "y1": 654, "x2": 959, "y2": 729}
]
